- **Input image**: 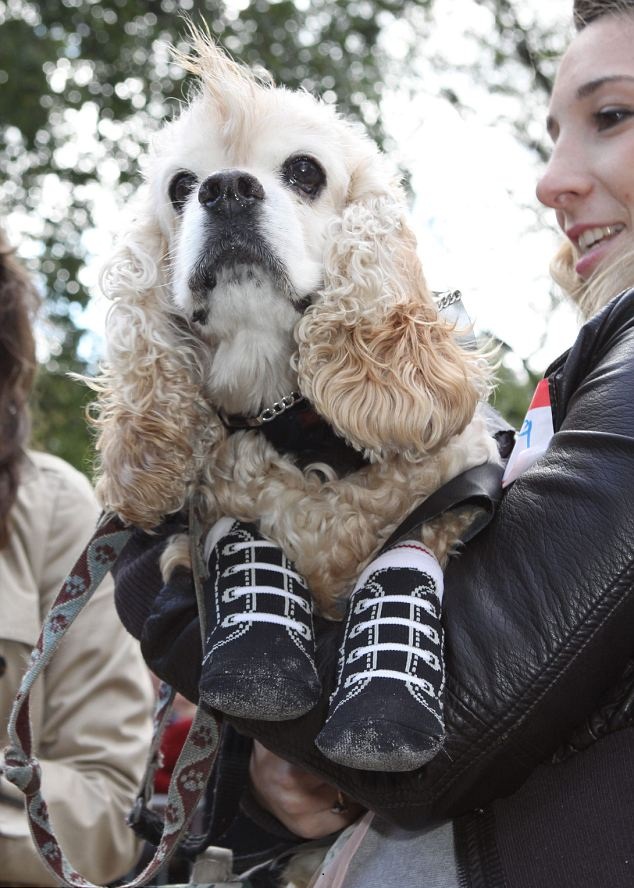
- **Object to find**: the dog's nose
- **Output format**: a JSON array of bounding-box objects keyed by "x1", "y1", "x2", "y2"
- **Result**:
[{"x1": 199, "y1": 171, "x2": 265, "y2": 215}]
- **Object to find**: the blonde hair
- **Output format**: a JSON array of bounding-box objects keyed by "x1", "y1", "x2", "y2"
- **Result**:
[
  {"x1": 551, "y1": 240, "x2": 634, "y2": 320},
  {"x1": 574, "y1": 0, "x2": 634, "y2": 29}
]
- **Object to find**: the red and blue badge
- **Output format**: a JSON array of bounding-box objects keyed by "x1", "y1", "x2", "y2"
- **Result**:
[{"x1": 502, "y1": 379, "x2": 554, "y2": 487}]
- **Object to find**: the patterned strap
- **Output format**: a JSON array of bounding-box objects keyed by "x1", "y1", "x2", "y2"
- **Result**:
[
  {"x1": 0, "y1": 512, "x2": 222, "y2": 888},
  {"x1": 126, "y1": 680, "x2": 178, "y2": 842}
]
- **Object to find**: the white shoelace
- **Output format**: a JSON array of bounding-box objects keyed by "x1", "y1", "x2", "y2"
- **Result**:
[
  {"x1": 346, "y1": 643, "x2": 441, "y2": 670},
  {"x1": 222, "y1": 585, "x2": 310, "y2": 611},
  {"x1": 344, "y1": 669, "x2": 435, "y2": 696},
  {"x1": 222, "y1": 612, "x2": 312, "y2": 639},
  {"x1": 354, "y1": 593, "x2": 437, "y2": 618},
  {"x1": 349, "y1": 617, "x2": 439, "y2": 644}
]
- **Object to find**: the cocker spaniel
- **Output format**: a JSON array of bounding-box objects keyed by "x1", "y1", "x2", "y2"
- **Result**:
[{"x1": 92, "y1": 28, "x2": 499, "y2": 771}]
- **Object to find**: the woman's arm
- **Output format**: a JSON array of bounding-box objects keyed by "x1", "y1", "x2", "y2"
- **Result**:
[
  {"x1": 227, "y1": 293, "x2": 634, "y2": 827},
  {"x1": 114, "y1": 293, "x2": 634, "y2": 830}
]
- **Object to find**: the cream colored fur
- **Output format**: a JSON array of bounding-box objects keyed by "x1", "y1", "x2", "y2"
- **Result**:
[{"x1": 90, "y1": 29, "x2": 498, "y2": 616}]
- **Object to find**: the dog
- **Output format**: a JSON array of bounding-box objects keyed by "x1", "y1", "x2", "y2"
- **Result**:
[{"x1": 92, "y1": 27, "x2": 499, "y2": 771}]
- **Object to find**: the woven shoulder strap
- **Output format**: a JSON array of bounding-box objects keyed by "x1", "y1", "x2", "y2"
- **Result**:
[{"x1": 0, "y1": 512, "x2": 222, "y2": 888}]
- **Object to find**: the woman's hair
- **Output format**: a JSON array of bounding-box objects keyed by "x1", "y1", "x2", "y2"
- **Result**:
[
  {"x1": 550, "y1": 0, "x2": 634, "y2": 317},
  {"x1": 551, "y1": 240, "x2": 634, "y2": 320},
  {"x1": 574, "y1": 0, "x2": 634, "y2": 29},
  {"x1": 0, "y1": 228, "x2": 39, "y2": 547}
]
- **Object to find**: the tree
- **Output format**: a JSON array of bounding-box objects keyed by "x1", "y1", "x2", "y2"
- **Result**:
[
  {"x1": 2, "y1": 0, "x2": 437, "y2": 468},
  {"x1": 487, "y1": 337, "x2": 541, "y2": 430},
  {"x1": 473, "y1": 0, "x2": 569, "y2": 159},
  {"x1": 0, "y1": 0, "x2": 572, "y2": 468}
]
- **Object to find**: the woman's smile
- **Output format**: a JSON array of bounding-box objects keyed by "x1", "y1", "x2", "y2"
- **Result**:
[{"x1": 569, "y1": 222, "x2": 626, "y2": 277}]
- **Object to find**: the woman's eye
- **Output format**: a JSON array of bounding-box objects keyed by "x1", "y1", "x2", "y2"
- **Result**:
[
  {"x1": 594, "y1": 108, "x2": 634, "y2": 131},
  {"x1": 283, "y1": 156, "x2": 326, "y2": 197},
  {"x1": 168, "y1": 171, "x2": 197, "y2": 212}
]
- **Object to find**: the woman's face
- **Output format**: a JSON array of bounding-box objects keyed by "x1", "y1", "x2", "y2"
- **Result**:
[{"x1": 536, "y1": 15, "x2": 634, "y2": 280}]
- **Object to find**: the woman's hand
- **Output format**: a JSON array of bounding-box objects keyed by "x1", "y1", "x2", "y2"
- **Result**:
[{"x1": 248, "y1": 740, "x2": 365, "y2": 839}]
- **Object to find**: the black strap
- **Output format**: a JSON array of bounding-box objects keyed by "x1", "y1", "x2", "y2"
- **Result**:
[{"x1": 380, "y1": 462, "x2": 505, "y2": 553}]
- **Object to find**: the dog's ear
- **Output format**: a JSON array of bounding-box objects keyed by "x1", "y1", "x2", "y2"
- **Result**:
[
  {"x1": 296, "y1": 167, "x2": 490, "y2": 459},
  {"x1": 89, "y1": 198, "x2": 220, "y2": 528}
]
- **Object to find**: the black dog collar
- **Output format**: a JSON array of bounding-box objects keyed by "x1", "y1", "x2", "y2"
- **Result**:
[
  {"x1": 218, "y1": 391, "x2": 305, "y2": 430},
  {"x1": 220, "y1": 395, "x2": 368, "y2": 474}
]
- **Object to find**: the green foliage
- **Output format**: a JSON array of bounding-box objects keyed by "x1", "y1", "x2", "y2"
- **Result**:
[
  {"x1": 0, "y1": 0, "x2": 569, "y2": 471},
  {"x1": 1, "y1": 0, "x2": 433, "y2": 470},
  {"x1": 491, "y1": 362, "x2": 538, "y2": 430},
  {"x1": 30, "y1": 368, "x2": 95, "y2": 476},
  {"x1": 485, "y1": 333, "x2": 541, "y2": 430}
]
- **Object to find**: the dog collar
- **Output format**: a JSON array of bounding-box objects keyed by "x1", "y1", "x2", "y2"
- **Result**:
[
  {"x1": 218, "y1": 391, "x2": 305, "y2": 430},
  {"x1": 220, "y1": 394, "x2": 368, "y2": 473}
]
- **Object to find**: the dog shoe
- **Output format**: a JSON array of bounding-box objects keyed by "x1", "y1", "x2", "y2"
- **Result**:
[
  {"x1": 199, "y1": 519, "x2": 321, "y2": 720},
  {"x1": 315, "y1": 541, "x2": 445, "y2": 771}
]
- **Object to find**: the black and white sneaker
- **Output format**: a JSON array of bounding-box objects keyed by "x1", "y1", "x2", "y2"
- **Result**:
[
  {"x1": 199, "y1": 519, "x2": 321, "y2": 721},
  {"x1": 315, "y1": 541, "x2": 445, "y2": 771}
]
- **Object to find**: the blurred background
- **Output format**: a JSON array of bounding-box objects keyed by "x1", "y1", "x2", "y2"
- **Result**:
[{"x1": 0, "y1": 0, "x2": 574, "y2": 475}]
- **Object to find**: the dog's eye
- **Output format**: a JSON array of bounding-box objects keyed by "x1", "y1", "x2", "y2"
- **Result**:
[
  {"x1": 169, "y1": 171, "x2": 197, "y2": 212},
  {"x1": 283, "y1": 156, "x2": 326, "y2": 197}
]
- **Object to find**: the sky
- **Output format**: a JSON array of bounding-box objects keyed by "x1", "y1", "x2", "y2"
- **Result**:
[
  {"x1": 33, "y1": 0, "x2": 580, "y2": 379},
  {"x1": 379, "y1": 0, "x2": 579, "y2": 375},
  {"x1": 392, "y1": 96, "x2": 577, "y2": 373}
]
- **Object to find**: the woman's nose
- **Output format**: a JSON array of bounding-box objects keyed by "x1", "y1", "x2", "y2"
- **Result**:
[{"x1": 536, "y1": 141, "x2": 592, "y2": 209}]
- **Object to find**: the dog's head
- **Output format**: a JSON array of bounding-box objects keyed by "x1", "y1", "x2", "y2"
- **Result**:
[
  {"x1": 155, "y1": 34, "x2": 385, "y2": 418},
  {"x1": 94, "y1": 28, "x2": 490, "y2": 526}
]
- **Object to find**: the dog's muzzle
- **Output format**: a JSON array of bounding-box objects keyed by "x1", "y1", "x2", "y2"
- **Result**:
[
  {"x1": 198, "y1": 170, "x2": 265, "y2": 218},
  {"x1": 187, "y1": 172, "x2": 297, "y2": 322}
]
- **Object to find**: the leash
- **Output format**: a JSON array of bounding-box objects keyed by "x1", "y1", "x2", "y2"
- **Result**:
[
  {"x1": 0, "y1": 289, "x2": 494, "y2": 885},
  {"x1": 0, "y1": 511, "x2": 223, "y2": 888}
]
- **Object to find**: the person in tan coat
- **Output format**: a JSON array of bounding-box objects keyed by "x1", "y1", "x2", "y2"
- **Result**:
[{"x1": 0, "y1": 228, "x2": 155, "y2": 886}]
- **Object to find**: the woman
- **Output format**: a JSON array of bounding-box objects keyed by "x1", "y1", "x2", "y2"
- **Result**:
[
  {"x1": 0, "y1": 230, "x2": 155, "y2": 887},
  {"x1": 113, "y1": 1, "x2": 634, "y2": 885}
]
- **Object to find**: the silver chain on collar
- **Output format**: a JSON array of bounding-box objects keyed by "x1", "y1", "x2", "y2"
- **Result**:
[
  {"x1": 257, "y1": 391, "x2": 304, "y2": 424},
  {"x1": 219, "y1": 390, "x2": 304, "y2": 429},
  {"x1": 434, "y1": 289, "x2": 463, "y2": 312}
]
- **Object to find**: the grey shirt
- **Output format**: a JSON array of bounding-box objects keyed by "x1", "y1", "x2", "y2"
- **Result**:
[{"x1": 342, "y1": 817, "x2": 459, "y2": 888}]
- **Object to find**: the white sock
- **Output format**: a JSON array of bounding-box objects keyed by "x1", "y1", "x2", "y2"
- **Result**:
[
  {"x1": 354, "y1": 540, "x2": 444, "y2": 603},
  {"x1": 203, "y1": 516, "x2": 237, "y2": 562}
]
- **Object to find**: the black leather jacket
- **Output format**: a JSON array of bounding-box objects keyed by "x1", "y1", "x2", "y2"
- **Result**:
[
  {"x1": 114, "y1": 289, "x2": 634, "y2": 881},
  {"x1": 221, "y1": 287, "x2": 634, "y2": 825}
]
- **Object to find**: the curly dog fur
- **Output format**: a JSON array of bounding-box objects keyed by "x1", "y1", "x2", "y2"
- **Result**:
[{"x1": 90, "y1": 27, "x2": 498, "y2": 616}]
